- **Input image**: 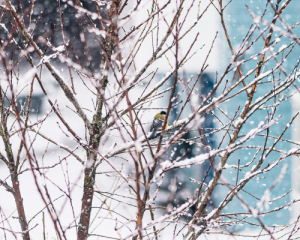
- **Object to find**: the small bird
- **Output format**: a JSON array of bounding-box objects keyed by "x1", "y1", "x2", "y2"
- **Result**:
[{"x1": 149, "y1": 111, "x2": 168, "y2": 139}]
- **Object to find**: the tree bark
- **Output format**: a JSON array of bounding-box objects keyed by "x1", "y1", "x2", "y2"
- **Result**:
[
  {"x1": 12, "y1": 177, "x2": 31, "y2": 240},
  {"x1": 77, "y1": 2, "x2": 118, "y2": 239},
  {"x1": 0, "y1": 89, "x2": 30, "y2": 240}
]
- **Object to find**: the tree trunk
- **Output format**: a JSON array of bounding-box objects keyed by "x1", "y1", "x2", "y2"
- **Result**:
[
  {"x1": 12, "y1": 177, "x2": 31, "y2": 240},
  {"x1": 77, "y1": 166, "x2": 96, "y2": 240}
]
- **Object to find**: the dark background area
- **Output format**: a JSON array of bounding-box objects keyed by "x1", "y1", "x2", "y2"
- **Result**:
[{"x1": 1, "y1": 0, "x2": 108, "y2": 70}]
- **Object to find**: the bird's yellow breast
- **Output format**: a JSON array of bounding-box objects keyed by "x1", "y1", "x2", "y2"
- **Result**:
[{"x1": 155, "y1": 113, "x2": 168, "y2": 129}]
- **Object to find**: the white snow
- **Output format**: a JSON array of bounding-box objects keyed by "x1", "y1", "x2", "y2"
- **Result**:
[
  {"x1": 279, "y1": 44, "x2": 288, "y2": 52},
  {"x1": 38, "y1": 53, "x2": 59, "y2": 66},
  {"x1": 205, "y1": 209, "x2": 218, "y2": 220},
  {"x1": 54, "y1": 45, "x2": 65, "y2": 52},
  {"x1": 88, "y1": 27, "x2": 106, "y2": 38},
  {"x1": 275, "y1": 37, "x2": 281, "y2": 43},
  {"x1": 134, "y1": 139, "x2": 143, "y2": 152}
]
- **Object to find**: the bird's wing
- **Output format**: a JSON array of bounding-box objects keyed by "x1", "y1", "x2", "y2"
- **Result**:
[{"x1": 150, "y1": 118, "x2": 164, "y2": 132}]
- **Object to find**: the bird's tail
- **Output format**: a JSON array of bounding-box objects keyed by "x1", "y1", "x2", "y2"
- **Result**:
[{"x1": 149, "y1": 130, "x2": 156, "y2": 139}]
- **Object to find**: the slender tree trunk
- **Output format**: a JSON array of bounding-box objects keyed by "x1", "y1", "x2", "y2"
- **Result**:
[
  {"x1": 12, "y1": 176, "x2": 31, "y2": 240},
  {"x1": 0, "y1": 89, "x2": 30, "y2": 240},
  {"x1": 77, "y1": 2, "x2": 118, "y2": 239},
  {"x1": 77, "y1": 163, "x2": 96, "y2": 239}
]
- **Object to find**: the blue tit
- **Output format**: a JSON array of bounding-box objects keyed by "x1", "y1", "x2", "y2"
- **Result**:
[{"x1": 149, "y1": 111, "x2": 168, "y2": 139}]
